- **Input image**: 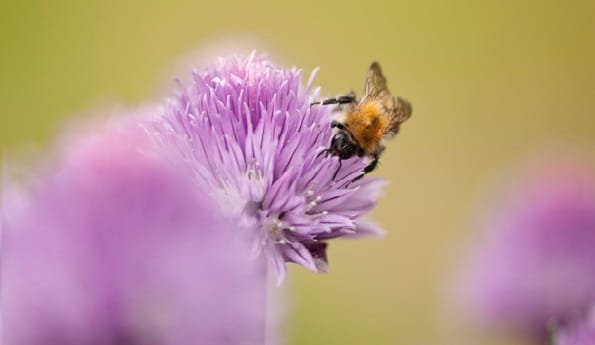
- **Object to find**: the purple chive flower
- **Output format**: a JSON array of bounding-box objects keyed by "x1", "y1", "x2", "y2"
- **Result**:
[
  {"x1": 457, "y1": 156, "x2": 595, "y2": 335},
  {"x1": 2, "y1": 118, "x2": 267, "y2": 345},
  {"x1": 556, "y1": 311, "x2": 595, "y2": 345},
  {"x1": 149, "y1": 53, "x2": 385, "y2": 281}
]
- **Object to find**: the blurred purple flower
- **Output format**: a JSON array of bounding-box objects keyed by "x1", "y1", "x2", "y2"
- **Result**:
[
  {"x1": 457, "y1": 156, "x2": 595, "y2": 334},
  {"x1": 2, "y1": 118, "x2": 267, "y2": 345},
  {"x1": 148, "y1": 54, "x2": 385, "y2": 281},
  {"x1": 556, "y1": 310, "x2": 595, "y2": 345}
]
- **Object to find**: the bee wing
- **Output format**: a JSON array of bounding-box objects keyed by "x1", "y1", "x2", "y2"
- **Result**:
[
  {"x1": 363, "y1": 62, "x2": 412, "y2": 137},
  {"x1": 361, "y1": 62, "x2": 390, "y2": 101},
  {"x1": 383, "y1": 96, "x2": 412, "y2": 138}
]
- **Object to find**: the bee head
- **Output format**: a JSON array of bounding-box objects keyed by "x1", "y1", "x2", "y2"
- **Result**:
[{"x1": 330, "y1": 132, "x2": 359, "y2": 159}]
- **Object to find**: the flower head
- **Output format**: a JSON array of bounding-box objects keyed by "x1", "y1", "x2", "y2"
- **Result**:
[
  {"x1": 457, "y1": 156, "x2": 595, "y2": 333},
  {"x1": 3, "y1": 117, "x2": 267, "y2": 345},
  {"x1": 149, "y1": 54, "x2": 385, "y2": 280}
]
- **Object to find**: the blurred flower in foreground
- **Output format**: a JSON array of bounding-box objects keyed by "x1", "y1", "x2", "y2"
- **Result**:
[
  {"x1": 556, "y1": 310, "x2": 595, "y2": 345},
  {"x1": 2, "y1": 117, "x2": 267, "y2": 345},
  {"x1": 456, "y1": 155, "x2": 595, "y2": 337},
  {"x1": 149, "y1": 53, "x2": 385, "y2": 280}
]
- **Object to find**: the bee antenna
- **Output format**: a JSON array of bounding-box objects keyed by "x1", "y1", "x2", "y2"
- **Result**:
[{"x1": 332, "y1": 159, "x2": 342, "y2": 181}]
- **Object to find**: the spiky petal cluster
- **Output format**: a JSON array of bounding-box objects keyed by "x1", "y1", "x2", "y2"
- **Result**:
[
  {"x1": 457, "y1": 156, "x2": 595, "y2": 334},
  {"x1": 149, "y1": 54, "x2": 385, "y2": 280},
  {"x1": 2, "y1": 118, "x2": 267, "y2": 345}
]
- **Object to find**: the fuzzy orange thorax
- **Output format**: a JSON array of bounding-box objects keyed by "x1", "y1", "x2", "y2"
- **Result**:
[{"x1": 345, "y1": 101, "x2": 388, "y2": 154}]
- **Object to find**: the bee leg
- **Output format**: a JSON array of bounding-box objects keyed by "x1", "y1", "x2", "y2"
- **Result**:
[
  {"x1": 363, "y1": 155, "x2": 379, "y2": 174},
  {"x1": 310, "y1": 95, "x2": 356, "y2": 107},
  {"x1": 335, "y1": 94, "x2": 356, "y2": 104},
  {"x1": 310, "y1": 98, "x2": 335, "y2": 106},
  {"x1": 351, "y1": 175, "x2": 364, "y2": 183},
  {"x1": 352, "y1": 154, "x2": 379, "y2": 182},
  {"x1": 317, "y1": 148, "x2": 330, "y2": 158}
]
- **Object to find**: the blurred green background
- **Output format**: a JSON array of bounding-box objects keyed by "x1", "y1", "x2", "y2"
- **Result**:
[{"x1": 1, "y1": 1, "x2": 594, "y2": 344}]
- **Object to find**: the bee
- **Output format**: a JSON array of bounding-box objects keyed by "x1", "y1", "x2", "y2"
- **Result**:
[{"x1": 312, "y1": 62, "x2": 412, "y2": 181}]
